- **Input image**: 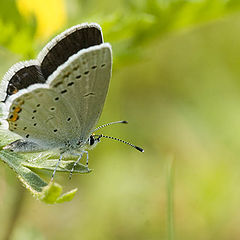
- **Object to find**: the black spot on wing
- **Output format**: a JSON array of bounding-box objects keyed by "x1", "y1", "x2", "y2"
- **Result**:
[
  {"x1": 84, "y1": 92, "x2": 95, "y2": 97},
  {"x1": 52, "y1": 81, "x2": 63, "y2": 88},
  {"x1": 67, "y1": 82, "x2": 74, "y2": 86}
]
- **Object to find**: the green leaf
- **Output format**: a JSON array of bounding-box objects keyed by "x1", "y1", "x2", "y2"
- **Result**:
[
  {"x1": 23, "y1": 159, "x2": 91, "y2": 173},
  {"x1": 39, "y1": 182, "x2": 78, "y2": 204},
  {"x1": 0, "y1": 149, "x2": 47, "y2": 194},
  {"x1": 39, "y1": 182, "x2": 63, "y2": 204},
  {"x1": 0, "y1": 131, "x2": 91, "y2": 203},
  {"x1": 0, "y1": 0, "x2": 36, "y2": 58},
  {"x1": 56, "y1": 188, "x2": 78, "y2": 203}
]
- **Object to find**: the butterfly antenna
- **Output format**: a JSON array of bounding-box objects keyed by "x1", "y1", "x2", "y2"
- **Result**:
[
  {"x1": 96, "y1": 134, "x2": 144, "y2": 152},
  {"x1": 94, "y1": 120, "x2": 128, "y2": 132}
]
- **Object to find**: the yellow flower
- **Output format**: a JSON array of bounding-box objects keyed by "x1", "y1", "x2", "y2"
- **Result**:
[{"x1": 17, "y1": 0, "x2": 67, "y2": 39}]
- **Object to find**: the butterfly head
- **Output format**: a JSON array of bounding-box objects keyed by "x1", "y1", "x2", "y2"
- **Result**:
[
  {"x1": 86, "y1": 133, "x2": 102, "y2": 150},
  {"x1": 85, "y1": 120, "x2": 144, "y2": 152}
]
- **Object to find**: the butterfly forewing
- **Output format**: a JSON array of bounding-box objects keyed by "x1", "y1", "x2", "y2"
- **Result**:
[{"x1": 48, "y1": 43, "x2": 112, "y2": 142}]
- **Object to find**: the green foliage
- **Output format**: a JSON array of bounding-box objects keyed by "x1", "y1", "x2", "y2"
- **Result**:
[
  {"x1": 39, "y1": 182, "x2": 77, "y2": 204},
  {"x1": 2, "y1": 0, "x2": 240, "y2": 62},
  {"x1": 1, "y1": 0, "x2": 240, "y2": 239},
  {"x1": 1, "y1": 0, "x2": 240, "y2": 207},
  {"x1": 0, "y1": 130, "x2": 90, "y2": 203},
  {"x1": 1, "y1": 0, "x2": 240, "y2": 204},
  {"x1": 73, "y1": 0, "x2": 240, "y2": 67},
  {"x1": 0, "y1": 0, "x2": 36, "y2": 58}
]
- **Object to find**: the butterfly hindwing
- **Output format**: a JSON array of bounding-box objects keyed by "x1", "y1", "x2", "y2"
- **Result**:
[
  {"x1": 0, "y1": 23, "x2": 103, "y2": 103},
  {"x1": 39, "y1": 23, "x2": 103, "y2": 79}
]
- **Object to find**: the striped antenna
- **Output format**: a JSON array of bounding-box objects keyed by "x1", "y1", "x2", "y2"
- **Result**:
[
  {"x1": 94, "y1": 120, "x2": 128, "y2": 132},
  {"x1": 96, "y1": 134, "x2": 144, "y2": 152}
]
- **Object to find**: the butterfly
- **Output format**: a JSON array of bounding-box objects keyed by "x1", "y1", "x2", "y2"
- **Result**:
[{"x1": 0, "y1": 23, "x2": 143, "y2": 179}]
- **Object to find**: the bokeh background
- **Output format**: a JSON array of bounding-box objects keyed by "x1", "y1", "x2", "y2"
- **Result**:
[{"x1": 1, "y1": 0, "x2": 240, "y2": 239}]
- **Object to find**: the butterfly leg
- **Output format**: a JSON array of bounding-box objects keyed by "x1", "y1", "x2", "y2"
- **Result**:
[
  {"x1": 69, "y1": 152, "x2": 84, "y2": 179},
  {"x1": 84, "y1": 151, "x2": 91, "y2": 172},
  {"x1": 78, "y1": 150, "x2": 89, "y2": 171},
  {"x1": 83, "y1": 150, "x2": 89, "y2": 168},
  {"x1": 51, "y1": 154, "x2": 63, "y2": 181}
]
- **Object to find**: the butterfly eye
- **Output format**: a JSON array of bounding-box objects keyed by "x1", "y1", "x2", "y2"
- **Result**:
[{"x1": 89, "y1": 135, "x2": 95, "y2": 146}]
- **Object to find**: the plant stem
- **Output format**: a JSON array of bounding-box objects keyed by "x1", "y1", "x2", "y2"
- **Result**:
[
  {"x1": 167, "y1": 157, "x2": 174, "y2": 240},
  {"x1": 4, "y1": 183, "x2": 25, "y2": 240}
]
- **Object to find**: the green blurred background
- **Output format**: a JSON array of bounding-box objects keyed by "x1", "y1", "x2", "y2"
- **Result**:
[{"x1": 1, "y1": 0, "x2": 240, "y2": 239}]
